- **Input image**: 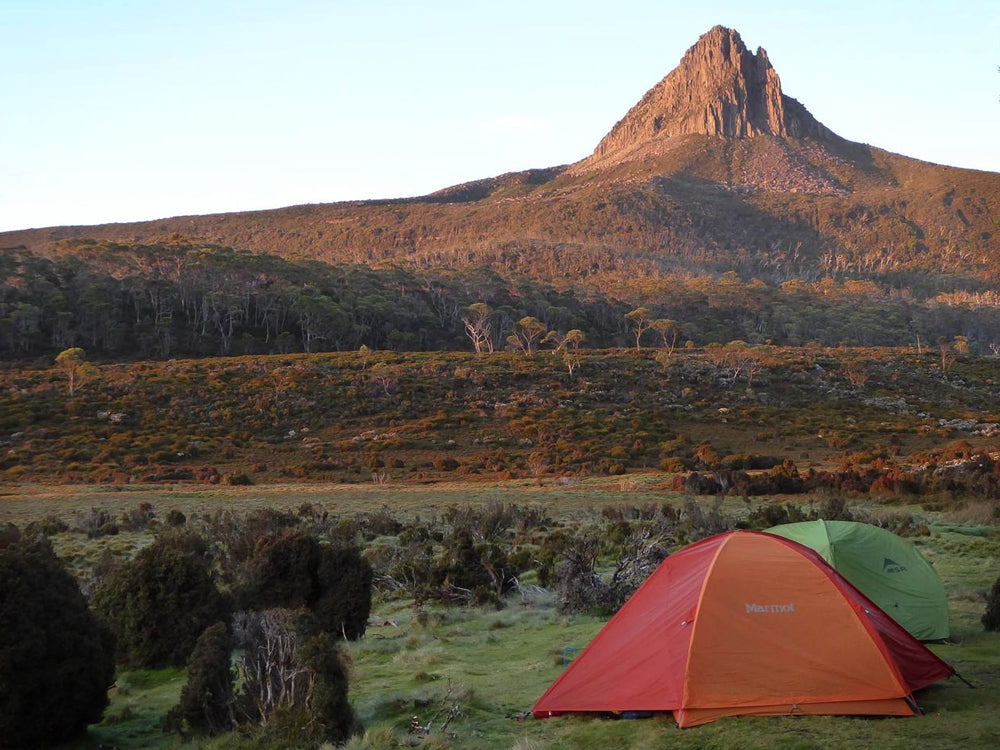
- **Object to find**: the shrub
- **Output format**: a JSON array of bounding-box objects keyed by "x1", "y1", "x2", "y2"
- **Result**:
[
  {"x1": 236, "y1": 530, "x2": 373, "y2": 640},
  {"x1": 164, "y1": 621, "x2": 235, "y2": 736},
  {"x1": 0, "y1": 523, "x2": 20, "y2": 549},
  {"x1": 311, "y1": 545, "x2": 374, "y2": 639},
  {"x1": 554, "y1": 531, "x2": 619, "y2": 616},
  {"x1": 359, "y1": 506, "x2": 403, "y2": 539},
  {"x1": 433, "y1": 531, "x2": 519, "y2": 607},
  {"x1": 94, "y1": 535, "x2": 230, "y2": 668},
  {"x1": 983, "y1": 574, "x2": 1000, "y2": 632},
  {"x1": 121, "y1": 502, "x2": 156, "y2": 531},
  {"x1": 300, "y1": 632, "x2": 361, "y2": 743},
  {"x1": 747, "y1": 502, "x2": 810, "y2": 529},
  {"x1": 232, "y1": 609, "x2": 359, "y2": 743},
  {"x1": 0, "y1": 540, "x2": 115, "y2": 748},
  {"x1": 207, "y1": 508, "x2": 300, "y2": 571},
  {"x1": 678, "y1": 498, "x2": 733, "y2": 543},
  {"x1": 817, "y1": 496, "x2": 854, "y2": 521},
  {"x1": 23, "y1": 514, "x2": 69, "y2": 537},
  {"x1": 237, "y1": 529, "x2": 316, "y2": 608},
  {"x1": 76, "y1": 506, "x2": 119, "y2": 538}
]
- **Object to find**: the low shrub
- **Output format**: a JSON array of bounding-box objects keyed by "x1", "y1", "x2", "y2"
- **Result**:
[{"x1": 984, "y1": 575, "x2": 1000, "y2": 632}]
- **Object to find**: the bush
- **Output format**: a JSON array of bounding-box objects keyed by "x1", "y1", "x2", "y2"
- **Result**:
[
  {"x1": 164, "y1": 621, "x2": 235, "y2": 737},
  {"x1": 0, "y1": 540, "x2": 116, "y2": 748},
  {"x1": 207, "y1": 508, "x2": 300, "y2": 572},
  {"x1": 553, "y1": 531, "x2": 619, "y2": 616},
  {"x1": 236, "y1": 530, "x2": 373, "y2": 640},
  {"x1": 94, "y1": 535, "x2": 230, "y2": 668},
  {"x1": 984, "y1": 574, "x2": 1000, "y2": 632},
  {"x1": 0, "y1": 523, "x2": 20, "y2": 548},
  {"x1": 120, "y1": 502, "x2": 156, "y2": 531},
  {"x1": 747, "y1": 502, "x2": 810, "y2": 529},
  {"x1": 311, "y1": 545, "x2": 374, "y2": 639},
  {"x1": 232, "y1": 609, "x2": 360, "y2": 745},
  {"x1": 76, "y1": 506, "x2": 119, "y2": 538},
  {"x1": 300, "y1": 632, "x2": 361, "y2": 743}
]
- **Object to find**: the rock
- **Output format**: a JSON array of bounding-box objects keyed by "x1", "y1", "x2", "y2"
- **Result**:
[{"x1": 593, "y1": 25, "x2": 836, "y2": 160}]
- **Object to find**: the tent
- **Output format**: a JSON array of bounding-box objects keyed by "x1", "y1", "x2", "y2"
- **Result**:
[
  {"x1": 766, "y1": 520, "x2": 949, "y2": 641},
  {"x1": 533, "y1": 531, "x2": 954, "y2": 728}
]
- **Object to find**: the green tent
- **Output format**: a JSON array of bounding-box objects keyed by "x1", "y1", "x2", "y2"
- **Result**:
[{"x1": 766, "y1": 520, "x2": 949, "y2": 641}]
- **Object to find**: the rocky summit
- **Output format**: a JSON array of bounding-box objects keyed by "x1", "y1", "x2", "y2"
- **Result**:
[{"x1": 592, "y1": 25, "x2": 836, "y2": 161}]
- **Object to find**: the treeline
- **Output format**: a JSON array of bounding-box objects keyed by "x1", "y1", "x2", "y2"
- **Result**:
[
  {"x1": 3, "y1": 238, "x2": 1000, "y2": 360},
  {"x1": 0, "y1": 239, "x2": 628, "y2": 359}
]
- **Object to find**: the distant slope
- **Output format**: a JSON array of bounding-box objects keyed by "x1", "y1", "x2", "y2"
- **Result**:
[{"x1": 2, "y1": 25, "x2": 998, "y2": 296}]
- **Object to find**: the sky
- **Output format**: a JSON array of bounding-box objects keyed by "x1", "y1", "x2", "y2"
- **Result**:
[{"x1": 2, "y1": 0, "x2": 998, "y2": 232}]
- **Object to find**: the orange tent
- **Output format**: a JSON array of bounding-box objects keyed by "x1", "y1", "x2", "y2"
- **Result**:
[{"x1": 533, "y1": 531, "x2": 954, "y2": 727}]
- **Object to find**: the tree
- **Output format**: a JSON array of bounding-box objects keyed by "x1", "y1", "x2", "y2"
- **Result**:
[
  {"x1": 937, "y1": 336, "x2": 954, "y2": 372},
  {"x1": 561, "y1": 330, "x2": 585, "y2": 377},
  {"x1": 54, "y1": 346, "x2": 96, "y2": 395},
  {"x1": 506, "y1": 316, "x2": 547, "y2": 356},
  {"x1": 94, "y1": 535, "x2": 230, "y2": 668},
  {"x1": 0, "y1": 540, "x2": 116, "y2": 748},
  {"x1": 651, "y1": 319, "x2": 681, "y2": 354},
  {"x1": 564, "y1": 328, "x2": 585, "y2": 352},
  {"x1": 461, "y1": 302, "x2": 494, "y2": 354},
  {"x1": 542, "y1": 328, "x2": 585, "y2": 353},
  {"x1": 625, "y1": 307, "x2": 652, "y2": 351}
]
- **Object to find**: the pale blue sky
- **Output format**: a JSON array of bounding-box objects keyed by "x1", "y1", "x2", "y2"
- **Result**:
[{"x1": 2, "y1": 1, "x2": 998, "y2": 232}]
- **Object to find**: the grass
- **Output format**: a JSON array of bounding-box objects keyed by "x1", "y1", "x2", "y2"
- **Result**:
[
  {"x1": 68, "y1": 596, "x2": 1000, "y2": 750},
  {"x1": 25, "y1": 484, "x2": 997, "y2": 750}
]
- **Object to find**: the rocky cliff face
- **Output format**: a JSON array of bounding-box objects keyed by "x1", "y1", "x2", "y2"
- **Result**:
[{"x1": 593, "y1": 25, "x2": 836, "y2": 159}]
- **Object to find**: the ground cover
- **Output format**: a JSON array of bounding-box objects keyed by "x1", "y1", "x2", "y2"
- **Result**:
[
  {"x1": 3, "y1": 346, "x2": 998, "y2": 490},
  {"x1": 0, "y1": 484, "x2": 992, "y2": 750}
]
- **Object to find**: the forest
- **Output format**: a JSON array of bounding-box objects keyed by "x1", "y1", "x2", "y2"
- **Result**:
[{"x1": 3, "y1": 238, "x2": 1000, "y2": 360}]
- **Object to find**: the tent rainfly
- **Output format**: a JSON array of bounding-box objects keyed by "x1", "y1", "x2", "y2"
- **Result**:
[
  {"x1": 765, "y1": 520, "x2": 949, "y2": 641},
  {"x1": 533, "y1": 531, "x2": 954, "y2": 728}
]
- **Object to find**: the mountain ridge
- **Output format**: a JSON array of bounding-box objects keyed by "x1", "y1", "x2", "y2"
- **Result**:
[{"x1": 2, "y1": 26, "x2": 998, "y2": 297}]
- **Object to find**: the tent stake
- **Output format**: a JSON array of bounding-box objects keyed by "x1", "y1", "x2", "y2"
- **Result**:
[{"x1": 954, "y1": 671, "x2": 976, "y2": 689}]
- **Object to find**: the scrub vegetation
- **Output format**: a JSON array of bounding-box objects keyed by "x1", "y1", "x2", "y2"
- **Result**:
[
  {"x1": 3, "y1": 345, "x2": 1000, "y2": 496},
  {"x1": 0, "y1": 485, "x2": 997, "y2": 749},
  {"x1": 1, "y1": 346, "x2": 999, "y2": 748}
]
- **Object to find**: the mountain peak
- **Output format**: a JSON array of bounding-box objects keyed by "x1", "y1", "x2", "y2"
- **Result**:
[{"x1": 592, "y1": 26, "x2": 835, "y2": 159}]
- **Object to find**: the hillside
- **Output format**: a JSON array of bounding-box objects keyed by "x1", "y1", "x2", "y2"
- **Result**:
[
  {"x1": 2, "y1": 27, "x2": 999, "y2": 359},
  {"x1": 4, "y1": 346, "x2": 1000, "y2": 496}
]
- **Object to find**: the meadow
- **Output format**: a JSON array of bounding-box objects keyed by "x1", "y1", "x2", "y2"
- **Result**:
[{"x1": 0, "y1": 479, "x2": 996, "y2": 750}]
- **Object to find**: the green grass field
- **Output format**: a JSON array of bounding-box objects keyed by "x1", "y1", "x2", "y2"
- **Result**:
[{"x1": 3, "y1": 482, "x2": 992, "y2": 750}]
